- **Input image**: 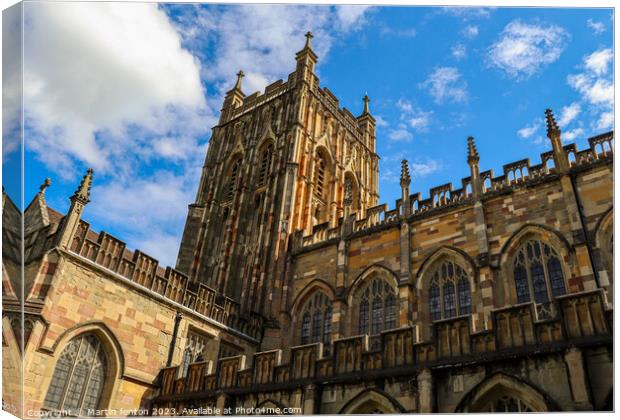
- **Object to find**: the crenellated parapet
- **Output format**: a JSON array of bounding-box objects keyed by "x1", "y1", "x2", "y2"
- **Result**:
[
  {"x1": 64, "y1": 217, "x2": 264, "y2": 339},
  {"x1": 292, "y1": 131, "x2": 614, "y2": 252},
  {"x1": 155, "y1": 289, "x2": 611, "y2": 402}
]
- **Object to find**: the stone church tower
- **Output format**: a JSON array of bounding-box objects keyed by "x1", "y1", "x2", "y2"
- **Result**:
[{"x1": 176, "y1": 33, "x2": 379, "y2": 329}]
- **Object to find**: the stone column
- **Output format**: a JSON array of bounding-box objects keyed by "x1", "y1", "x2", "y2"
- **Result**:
[
  {"x1": 216, "y1": 393, "x2": 228, "y2": 415},
  {"x1": 564, "y1": 347, "x2": 592, "y2": 410},
  {"x1": 417, "y1": 368, "x2": 434, "y2": 413},
  {"x1": 303, "y1": 384, "x2": 317, "y2": 414}
]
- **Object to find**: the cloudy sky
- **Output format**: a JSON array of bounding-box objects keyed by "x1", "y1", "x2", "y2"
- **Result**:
[{"x1": 2, "y1": 2, "x2": 614, "y2": 266}]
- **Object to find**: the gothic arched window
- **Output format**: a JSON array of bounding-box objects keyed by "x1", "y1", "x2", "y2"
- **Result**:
[
  {"x1": 299, "y1": 292, "x2": 332, "y2": 345},
  {"x1": 257, "y1": 144, "x2": 274, "y2": 188},
  {"x1": 512, "y1": 239, "x2": 566, "y2": 304},
  {"x1": 314, "y1": 153, "x2": 327, "y2": 199},
  {"x1": 43, "y1": 334, "x2": 107, "y2": 416},
  {"x1": 428, "y1": 261, "x2": 471, "y2": 321},
  {"x1": 358, "y1": 279, "x2": 397, "y2": 335},
  {"x1": 225, "y1": 158, "x2": 242, "y2": 202}
]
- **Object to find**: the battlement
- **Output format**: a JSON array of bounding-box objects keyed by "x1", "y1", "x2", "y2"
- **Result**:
[
  {"x1": 224, "y1": 69, "x2": 368, "y2": 144},
  {"x1": 156, "y1": 289, "x2": 611, "y2": 400},
  {"x1": 293, "y1": 132, "x2": 614, "y2": 251},
  {"x1": 65, "y1": 220, "x2": 263, "y2": 339}
]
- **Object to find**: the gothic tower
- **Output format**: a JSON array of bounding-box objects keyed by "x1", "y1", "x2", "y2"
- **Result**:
[{"x1": 176, "y1": 33, "x2": 379, "y2": 329}]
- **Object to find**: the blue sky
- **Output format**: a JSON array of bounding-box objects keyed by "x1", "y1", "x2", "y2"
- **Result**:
[{"x1": 2, "y1": 3, "x2": 614, "y2": 266}]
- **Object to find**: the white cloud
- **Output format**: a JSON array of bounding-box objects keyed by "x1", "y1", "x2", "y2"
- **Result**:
[
  {"x1": 566, "y1": 48, "x2": 614, "y2": 135},
  {"x1": 487, "y1": 20, "x2": 569, "y2": 80},
  {"x1": 387, "y1": 125, "x2": 413, "y2": 142},
  {"x1": 584, "y1": 48, "x2": 613, "y2": 76},
  {"x1": 172, "y1": 4, "x2": 372, "y2": 96},
  {"x1": 87, "y1": 170, "x2": 199, "y2": 266},
  {"x1": 452, "y1": 44, "x2": 467, "y2": 60},
  {"x1": 563, "y1": 127, "x2": 585, "y2": 141},
  {"x1": 410, "y1": 159, "x2": 441, "y2": 177},
  {"x1": 567, "y1": 48, "x2": 614, "y2": 133},
  {"x1": 596, "y1": 112, "x2": 614, "y2": 131},
  {"x1": 587, "y1": 19, "x2": 605, "y2": 35},
  {"x1": 374, "y1": 115, "x2": 389, "y2": 128},
  {"x1": 379, "y1": 26, "x2": 417, "y2": 38},
  {"x1": 23, "y1": 2, "x2": 207, "y2": 176},
  {"x1": 441, "y1": 7, "x2": 492, "y2": 20},
  {"x1": 22, "y1": 3, "x2": 372, "y2": 263},
  {"x1": 336, "y1": 5, "x2": 372, "y2": 31},
  {"x1": 557, "y1": 102, "x2": 581, "y2": 127},
  {"x1": 380, "y1": 157, "x2": 441, "y2": 182},
  {"x1": 461, "y1": 25, "x2": 479, "y2": 38},
  {"x1": 517, "y1": 120, "x2": 541, "y2": 139},
  {"x1": 396, "y1": 99, "x2": 433, "y2": 131},
  {"x1": 2, "y1": 4, "x2": 22, "y2": 160},
  {"x1": 419, "y1": 67, "x2": 468, "y2": 104}
]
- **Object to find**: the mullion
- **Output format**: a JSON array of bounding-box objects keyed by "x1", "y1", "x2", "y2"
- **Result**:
[
  {"x1": 58, "y1": 336, "x2": 85, "y2": 411},
  {"x1": 76, "y1": 340, "x2": 101, "y2": 414}
]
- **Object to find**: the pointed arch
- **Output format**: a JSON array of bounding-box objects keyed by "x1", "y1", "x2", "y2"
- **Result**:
[
  {"x1": 348, "y1": 264, "x2": 399, "y2": 336},
  {"x1": 348, "y1": 264, "x2": 399, "y2": 303},
  {"x1": 455, "y1": 372, "x2": 555, "y2": 412},
  {"x1": 290, "y1": 280, "x2": 335, "y2": 346},
  {"x1": 42, "y1": 322, "x2": 124, "y2": 415},
  {"x1": 339, "y1": 388, "x2": 405, "y2": 414},
  {"x1": 290, "y1": 279, "x2": 336, "y2": 316},
  {"x1": 414, "y1": 246, "x2": 478, "y2": 333},
  {"x1": 255, "y1": 139, "x2": 275, "y2": 188},
  {"x1": 498, "y1": 224, "x2": 572, "y2": 267},
  {"x1": 222, "y1": 154, "x2": 244, "y2": 202},
  {"x1": 343, "y1": 170, "x2": 360, "y2": 213},
  {"x1": 498, "y1": 224, "x2": 573, "y2": 308},
  {"x1": 594, "y1": 206, "x2": 613, "y2": 302},
  {"x1": 415, "y1": 245, "x2": 477, "y2": 291}
]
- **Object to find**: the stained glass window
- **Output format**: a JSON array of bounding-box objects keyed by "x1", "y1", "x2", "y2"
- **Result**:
[
  {"x1": 299, "y1": 292, "x2": 332, "y2": 345},
  {"x1": 358, "y1": 279, "x2": 397, "y2": 335},
  {"x1": 512, "y1": 239, "x2": 566, "y2": 305},
  {"x1": 428, "y1": 261, "x2": 471, "y2": 321},
  {"x1": 43, "y1": 334, "x2": 107, "y2": 416}
]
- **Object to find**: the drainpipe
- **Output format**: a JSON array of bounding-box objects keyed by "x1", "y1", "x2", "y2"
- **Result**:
[
  {"x1": 570, "y1": 174, "x2": 601, "y2": 289},
  {"x1": 166, "y1": 312, "x2": 183, "y2": 367}
]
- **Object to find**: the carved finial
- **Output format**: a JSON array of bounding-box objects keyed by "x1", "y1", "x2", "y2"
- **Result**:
[
  {"x1": 72, "y1": 168, "x2": 93, "y2": 203},
  {"x1": 304, "y1": 31, "x2": 314, "y2": 49},
  {"x1": 545, "y1": 108, "x2": 560, "y2": 136},
  {"x1": 467, "y1": 136, "x2": 479, "y2": 164},
  {"x1": 400, "y1": 159, "x2": 411, "y2": 188},
  {"x1": 39, "y1": 178, "x2": 51, "y2": 194},
  {"x1": 362, "y1": 93, "x2": 370, "y2": 115},
  {"x1": 234, "y1": 70, "x2": 244, "y2": 91}
]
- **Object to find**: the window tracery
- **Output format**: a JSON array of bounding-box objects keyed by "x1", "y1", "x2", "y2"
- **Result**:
[
  {"x1": 428, "y1": 261, "x2": 471, "y2": 321},
  {"x1": 512, "y1": 239, "x2": 566, "y2": 305},
  {"x1": 225, "y1": 158, "x2": 242, "y2": 202},
  {"x1": 300, "y1": 292, "x2": 332, "y2": 345},
  {"x1": 43, "y1": 334, "x2": 107, "y2": 416},
  {"x1": 358, "y1": 279, "x2": 397, "y2": 335},
  {"x1": 257, "y1": 144, "x2": 274, "y2": 188}
]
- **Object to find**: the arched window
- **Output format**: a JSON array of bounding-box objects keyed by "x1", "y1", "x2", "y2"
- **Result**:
[
  {"x1": 314, "y1": 152, "x2": 327, "y2": 199},
  {"x1": 299, "y1": 292, "x2": 332, "y2": 345},
  {"x1": 512, "y1": 239, "x2": 566, "y2": 304},
  {"x1": 358, "y1": 279, "x2": 397, "y2": 335},
  {"x1": 225, "y1": 158, "x2": 242, "y2": 201},
  {"x1": 428, "y1": 261, "x2": 471, "y2": 321},
  {"x1": 43, "y1": 334, "x2": 107, "y2": 416},
  {"x1": 257, "y1": 144, "x2": 274, "y2": 187},
  {"x1": 481, "y1": 396, "x2": 535, "y2": 412}
]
